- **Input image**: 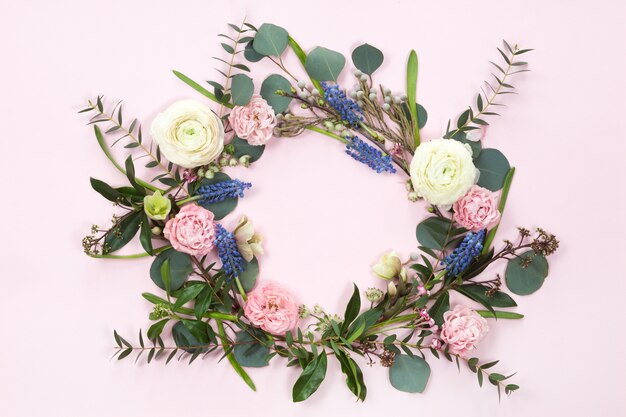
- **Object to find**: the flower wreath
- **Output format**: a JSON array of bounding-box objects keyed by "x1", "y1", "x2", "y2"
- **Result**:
[{"x1": 81, "y1": 20, "x2": 558, "y2": 402}]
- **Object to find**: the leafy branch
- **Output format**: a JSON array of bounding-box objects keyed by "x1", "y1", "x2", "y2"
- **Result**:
[{"x1": 446, "y1": 40, "x2": 533, "y2": 139}]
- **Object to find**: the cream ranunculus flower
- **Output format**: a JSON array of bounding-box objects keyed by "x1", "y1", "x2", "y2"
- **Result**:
[
  {"x1": 233, "y1": 215, "x2": 263, "y2": 262},
  {"x1": 372, "y1": 251, "x2": 402, "y2": 280},
  {"x1": 409, "y1": 138, "x2": 478, "y2": 206},
  {"x1": 150, "y1": 99, "x2": 224, "y2": 168}
]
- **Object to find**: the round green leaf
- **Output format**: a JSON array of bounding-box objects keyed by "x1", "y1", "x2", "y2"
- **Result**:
[
  {"x1": 351, "y1": 43, "x2": 383, "y2": 75},
  {"x1": 416, "y1": 103, "x2": 428, "y2": 129},
  {"x1": 252, "y1": 23, "x2": 288, "y2": 57},
  {"x1": 389, "y1": 354, "x2": 431, "y2": 393},
  {"x1": 172, "y1": 320, "x2": 210, "y2": 353},
  {"x1": 244, "y1": 41, "x2": 264, "y2": 62},
  {"x1": 150, "y1": 249, "x2": 193, "y2": 291},
  {"x1": 474, "y1": 148, "x2": 510, "y2": 191},
  {"x1": 197, "y1": 172, "x2": 238, "y2": 220},
  {"x1": 239, "y1": 257, "x2": 259, "y2": 292},
  {"x1": 231, "y1": 136, "x2": 265, "y2": 162},
  {"x1": 260, "y1": 74, "x2": 292, "y2": 113},
  {"x1": 231, "y1": 73, "x2": 254, "y2": 106},
  {"x1": 305, "y1": 47, "x2": 345, "y2": 81},
  {"x1": 416, "y1": 217, "x2": 452, "y2": 250},
  {"x1": 233, "y1": 330, "x2": 270, "y2": 367},
  {"x1": 505, "y1": 250, "x2": 549, "y2": 295}
]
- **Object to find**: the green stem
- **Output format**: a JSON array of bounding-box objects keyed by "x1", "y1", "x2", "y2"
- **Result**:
[
  {"x1": 287, "y1": 36, "x2": 323, "y2": 93},
  {"x1": 176, "y1": 195, "x2": 202, "y2": 205},
  {"x1": 235, "y1": 277, "x2": 248, "y2": 302},
  {"x1": 482, "y1": 167, "x2": 515, "y2": 254},
  {"x1": 93, "y1": 125, "x2": 163, "y2": 193},
  {"x1": 216, "y1": 320, "x2": 256, "y2": 391},
  {"x1": 88, "y1": 245, "x2": 171, "y2": 259},
  {"x1": 304, "y1": 125, "x2": 350, "y2": 144},
  {"x1": 366, "y1": 313, "x2": 419, "y2": 334}
]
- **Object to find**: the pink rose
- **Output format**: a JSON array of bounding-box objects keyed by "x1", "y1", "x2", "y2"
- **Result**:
[
  {"x1": 440, "y1": 305, "x2": 489, "y2": 357},
  {"x1": 453, "y1": 185, "x2": 501, "y2": 232},
  {"x1": 228, "y1": 95, "x2": 276, "y2": 145},
  {"x1": 243, "y1": 281, "x2": 298, "y2": 335},
  {"x1": 163, "y1": 205, "x2": 216, "y2": 256}
]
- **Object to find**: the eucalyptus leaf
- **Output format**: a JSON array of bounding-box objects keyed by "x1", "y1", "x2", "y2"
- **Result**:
[
  {"x1": 260, "y1": 74, "x2": 292, "y2": 113},
  {"x1": 233, "y1": 330, "x2": 270, "y2": 367},
  {"x1": 238, "y1": 257, "x2": 259, "y2": 292},
  {"x1": 231, "y1": 73, "x2": 254, "y2": 106},
  {"x1": 474, "y1": 148, "x2": 511, "y2": 191},
  {"x1": 150, "y1": 248, "x2": 193, "y2": 291},
  {"x1": 416, "y1": 217, "x2": 453, "y2": 250},
  {"x1": 351, "y1": 43, "x2": 383, "y2": 75},
  {"x1": 305, "y1": 47, "x2": 345, "y2": 81},
  {"x1": 445, "y1": 130, "x2": 482, "y2": 158},
  {"x1": 389, "y1": 354, "x2": 431, "y2": 393},
  {"x1": 231, "y1": 136, "x2": 265, "y2": 162},
  {"x1": 505, "y1": 250, "x2": 548, "y2": 295},
  {"x1": 244, "y1": 41, "x2": 265, "y2": 62},
  {"x1": 253, "y1": 23, "x2": 289, "y2": 56}
]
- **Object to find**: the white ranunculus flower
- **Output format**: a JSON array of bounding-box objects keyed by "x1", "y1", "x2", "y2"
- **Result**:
[
  {"x1": 409, "y1": 138, "x2": 478, "y2": 206},
  {"x1": 150, "y1": 99, "x2": 224, "y2": 168}
]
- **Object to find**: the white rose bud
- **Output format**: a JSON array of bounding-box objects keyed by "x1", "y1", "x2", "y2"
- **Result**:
[
  {"x1": 151, "y1": 100, "x2": 224, "y2": 168},
  {"x1": 409, "y1": 138, "x2": 478, "y2": 205}
]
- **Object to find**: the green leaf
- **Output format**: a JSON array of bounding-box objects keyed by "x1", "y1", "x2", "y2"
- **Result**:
[
  {"x1": 292, "y1": 351, "x2": 328, "y2": 402},
  {"x1": 221, "y1": 42, "x2": 234, "y2": 54},
  {"x1": 260, "y1": 74, "x2": 292, "y2": 113},
  {"x1": 233, "y1": 330, "x2": 271, "y2": 368},
  {"x1": 351, "y1": 43, "x2": 383, "y2": 75},
  {"x1": 416, "y1": 217, "x2": 453, "y2": 250},
  {"x1": 124, "y1": 156, "x2": 145, "y2": 195},
  {"x1": 90, "y1": 178, "x2": 124, "y2": 203},
  {"x1": 139, "y1": 213, "x2": 153, "y2": 255},
  {"x1": 476, "y1": 310, "x2": 524, "y2": 319},
  {"x1": 231, "y1": 136, "x2": 265, "y2": 162},
  {"x1": 244, "y1": 41, "x2": 265, "y2": 62},
  {"x1": 457, "y1": 284, "x2": 517, "y2": 308},
  {"x1": 150, "y1": 248, "x2": 193, "y2": 291},
  {"x1": 252, "y1": 23, "x2": 289, "y2": 56},
  {"x1": 505, "y1": 250, "x2": 549, "y2": 295},
  {"x1": 173, "y1": 70, "x2": 231, "y2": 108},
  {"x1": 406, "y1": 50, "x2": 420, "y2": 147},
  {"x1": 196, "y1": 173, "x2": 238, "y2": 220},
  {"x1": 334, "y1": 348, "x2": 367, "y2": 401},
  {"x1": 231, "y1": 73, "x2": 254, "y2": 106},
  {"x1": 238, "y1": 257, "x2": 259, "y2": 292},
  {"x1": 103, "y1": 211, "x2": 142, "y2": 254},
  {"x1": 305, "y1": 47, "x2": 345, "y2": 82},
  {"x1": 389, "y1": 354, "x2": 431, "y2": 393},
  {"x1": 342, "y1": 284, "x2": 361, "y2": 332},
  {"x1": 147, "y1": 319, "x2": 168, "y2": 340},
  {"x1": 474, "y1": 148, "x2": 511, "y2": 191},
  {"x1": 346, "y1": 308, "x2": 382, "y2": 342},
  {"x1": 172, "y1": 320, "x2": 210, "y2": 353},
  {"x1": 428, "y1": 291, "x2": 450, "y2": 326},
  {"x1": 172, "y1": 283, "x2": 204, "y2": 311}
]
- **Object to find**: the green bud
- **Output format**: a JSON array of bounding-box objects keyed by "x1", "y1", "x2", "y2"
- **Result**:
[
  {"x1": 151, "y1": 226, "x2": 162, "y2": 235},
  {"x1": 224, "y1": 143, "x2": 236, "y2": 155},
  {"x1": 143, "y1": 191, "x2": 171, "y2": 221},
  {"x1": 205, "y1": 171, "x2": 215, "y2": 179},
  {"x1": 239, "y1": 155, "x2": 251, "y2": 167}
]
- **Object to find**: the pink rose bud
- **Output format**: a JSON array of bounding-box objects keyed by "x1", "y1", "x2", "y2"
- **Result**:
[
  {"x1": 228, "y1": 95, "x2": 277, "y2": 146},
  {"x1": 417, "y1": 285, "x2": 428, "y2": 296},
  {"x1": 243, "y1": 281, "x2": 299, "y2": 335},
  {"x1": 440, "y1": 305, "x2": 489, "y2": 357},
  {"x1": 430, "y1": 339, "x2": 442, "y2": 350},
  {"x1": 163, "y1": 205, "x2": 216, "y2": 256},
  {"x1": 453, "y1": 185, "x2": 501, "y2": 232}
]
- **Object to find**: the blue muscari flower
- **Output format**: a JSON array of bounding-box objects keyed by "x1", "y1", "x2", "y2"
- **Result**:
[
  {"x1": 196, "y1": 179, "x2": 251, "y2": 205},
  {"x1": 322, "y1": 82, "x2": 363, "y2": 127},
  {"x1": 443, "y1": 229, "x2": 486, "y2": 277},
  {"x1": 214, "y1": 223, "x2": 245, "y2": 279},
  {"x1": 345, "y1": 137, "x2": 397, "y2": 174}
]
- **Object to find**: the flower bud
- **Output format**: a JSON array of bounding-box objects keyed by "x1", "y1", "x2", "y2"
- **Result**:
[
  {"x1": 400, "y1": 268, "x2": 408, "y2": 283},
  {"x1": 297, "y1": 80, "x2": 306, "y2": 89},
  {"x1": 204, "y1": 170, "x2": 215, "y2": 179},
  {"x1": 229, "y1": 158, "x2": 238, "y2": 167},
  {"x1": 151, "y1": 226, "x2": 162, "y2": 235},
  {"x1": 239, "y1": 155, "x2": 251, "y2": 167},
  {"x1": 408, "y1": 191, "x2": 419, "y2": 202},
  {"x1": 365, "y1": 287, "x2": 384, "y2": 303},
  {"x1": 313, "y1": 304, "x2": 323, "y2": 315},
  {"x1": 387, "y1": 281, "x2": 397, "y2": 297},
  {"x1": 298, "y1": 305, "x2": 310, "y2": 319},
  {"x1": 143, "y1": 191, "x2": 171, "y2": 221},
  {"x1": 223, "y1": 143, "x2": 236, "y2": 155},
  {"x1": 373, "y1": 251, "x2": 402, "y2": 280},
  {"x1": 382, "y1": 103, "x2": 391, "y2": 111}
]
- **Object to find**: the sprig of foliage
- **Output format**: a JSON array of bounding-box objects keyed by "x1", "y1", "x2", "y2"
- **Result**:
[
  {"x1": 79, "y1": 96, "x2": 186, "y2": 190},
  {"x1": 445, "y1": 41, "x2": 533, "y2": 139}
]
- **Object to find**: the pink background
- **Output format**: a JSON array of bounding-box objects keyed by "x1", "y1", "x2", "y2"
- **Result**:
[{"x1": 2, "y1": 0, "x2": 625, "y2": 415}]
